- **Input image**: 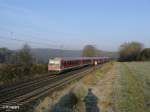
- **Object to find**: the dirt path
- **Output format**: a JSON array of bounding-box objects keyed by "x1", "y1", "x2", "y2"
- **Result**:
[{"x1": 91, "y1": 62, "x2": 118, "y2": 112}]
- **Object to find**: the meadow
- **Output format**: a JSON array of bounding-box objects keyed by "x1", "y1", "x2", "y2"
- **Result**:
[{"x1": 114, "y1": 62, "x2": 150, "y2": 112}]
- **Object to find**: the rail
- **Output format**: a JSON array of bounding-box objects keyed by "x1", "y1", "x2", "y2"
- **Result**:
[{"x1": 0, "y1": 65, "x2": 102, "y2": 112}]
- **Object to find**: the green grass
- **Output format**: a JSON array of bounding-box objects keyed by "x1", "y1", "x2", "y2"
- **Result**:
[{"x1": 114, "y1": 62, "x2": 150, "y2": 112}]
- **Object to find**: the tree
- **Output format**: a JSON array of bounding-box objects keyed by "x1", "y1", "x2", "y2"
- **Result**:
[
  {"x1": 13, "y1": 44, "x2": 33, "y2": 75},
  {"x1": 82, "y1": 45, "x2": 99, "y2": 57},
  {"x1": 138, "y1": 48, "x2": 150, "y2": 61},
  {"x1": 17, "y1": 44, "x2": 33, "y2": 65},
  {"x1": 119, "y1": 42, "x2": 143, "y2": 61},
  {"x1": 0, "y1": 48, "x2": 12, "y2": 63}
]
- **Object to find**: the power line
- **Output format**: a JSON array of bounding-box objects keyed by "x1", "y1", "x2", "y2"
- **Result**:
[
  {"x1": 0, "y1": 28, "x2": 61, "y2": 43},
  {"x1": 0, "y1": 36, "x2": 61, "y2": 48},
  {"x1": 0, "y1": 28, "x2": 73, "y2": 49}
]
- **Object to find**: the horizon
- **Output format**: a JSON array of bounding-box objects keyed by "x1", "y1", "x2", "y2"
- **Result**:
[
  {"x1": 1, "y1": 46, "x2": 118, "y2": 53},
  {"x1": 0, "y1": 0, "x2": 150, "y2": 51}
]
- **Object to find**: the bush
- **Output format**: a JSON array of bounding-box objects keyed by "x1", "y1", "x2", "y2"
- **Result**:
[
  {"x1": 0, "y1": 64, "x2": 48, "y2": 85},
  {"x1": 137, "y1": 48, "x2": 150, "y2": 61},
  {"x1": 30, "y1": 64, "x2": 47, "y2": 74},
  {"x1": 119, "y1": 42, "x2": 143, "y2": 61}
]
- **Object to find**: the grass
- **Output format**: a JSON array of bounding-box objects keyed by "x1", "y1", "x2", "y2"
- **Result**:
[
  {"x1": 82, "y1": 62, "x2": 114, "y2": 85},
  {"x1": 114, "y1": 62, "x2": 150, "y2": 112}
]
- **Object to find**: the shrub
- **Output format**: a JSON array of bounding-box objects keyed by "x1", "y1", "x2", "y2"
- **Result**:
[
  {"x1": 0, "y1": 64, "x2": 48, "y2": 85},
  {"x1": 137, "y1": 48, "x2": 150, "y2": 61},
  {"x1": 119, "y1": 42, "x2": 143, "y2": 61}
]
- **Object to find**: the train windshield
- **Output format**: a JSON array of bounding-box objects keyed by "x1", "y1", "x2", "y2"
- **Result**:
[{"x1": 49, "y1": 60, "x2": 60, "y2": 66}]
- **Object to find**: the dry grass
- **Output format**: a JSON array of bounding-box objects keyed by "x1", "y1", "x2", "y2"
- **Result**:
[
  {"x1": 71, "y1": 61, "x2": 117, "y2": 112},
  {"x1": 34, "y1": 62, "x2": 115, "y2": 112},
  {"x1": 82, "y1": 62, "x2": 114, "y2": 85},
  {"x1": 36, "y1": 62, "x2": 150, "y2": 112},
  {"x1": 91, "y1": 62, "x2": 117, "y2": 112},
  {"x1": 34, "y1": 84, "x2": 76, "y2": 112}
]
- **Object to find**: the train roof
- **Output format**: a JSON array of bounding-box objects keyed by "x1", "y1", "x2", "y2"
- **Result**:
[{"x1": 49, "y1": 57, "x2": 110, "y2": 61}]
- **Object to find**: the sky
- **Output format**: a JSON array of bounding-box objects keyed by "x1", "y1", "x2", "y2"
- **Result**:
[{"x1": 0, "y1": 0, "x2": 150, "y2": 51}]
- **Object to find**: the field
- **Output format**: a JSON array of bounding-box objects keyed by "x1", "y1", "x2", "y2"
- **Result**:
[
  {"x1": 114, "y1": 62, "x2": 150, "y2": 112},
  {"x1": 35, "y1": 62, "x2": 150, "y2": 112},
  {"x1": 1, "y1": 62, "x2": 149, "y2": 112},
  {"x1": 82, "y1": 62, "x2": 150, "y2": 112}
]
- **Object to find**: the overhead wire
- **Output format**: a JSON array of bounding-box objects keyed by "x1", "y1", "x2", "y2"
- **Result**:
[{"x1": 0, "y1": 35, "x2": 62, "y2": 49}]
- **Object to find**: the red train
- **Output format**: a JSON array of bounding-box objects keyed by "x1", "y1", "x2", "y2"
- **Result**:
[{"x1": 48, "y1": 57, "x2": 110, "y2": 72}]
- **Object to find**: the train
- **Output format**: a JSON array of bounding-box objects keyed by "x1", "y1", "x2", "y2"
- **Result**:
[{"x1": 48, "y1": 57, "x2": 110, "y2": 72}]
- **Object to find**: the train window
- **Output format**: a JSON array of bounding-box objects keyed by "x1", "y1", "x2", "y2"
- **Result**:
[
  {"x1": 67, "y1": 61, "x2": 69, "y2": 65},
  {"x1": 68, "y1": 61, "x2": 70, "y2": 65},
  {"x1": 65, "y1": 61, "x2": 67, "y2": 66}
]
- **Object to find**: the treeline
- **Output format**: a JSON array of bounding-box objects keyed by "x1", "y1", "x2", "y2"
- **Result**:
[
  {"x1": 0, "y1": 44, "x2": 47, "y2": 85},
  {"x1": 119, "y1": 42, "x2": 150, "y2": 61},
  {"x1": 82, "y1": 45, "x2": 118, "y2": 59}
]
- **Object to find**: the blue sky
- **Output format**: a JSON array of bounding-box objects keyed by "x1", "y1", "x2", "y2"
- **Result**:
[{"x1": 0, "y1": 0, "x2": 150, "y2": 51}]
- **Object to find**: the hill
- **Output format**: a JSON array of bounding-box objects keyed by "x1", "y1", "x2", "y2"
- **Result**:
[
  {"x1": 0, "y1": 47, "x2": 118, "y2": 63},
  {"x1": 31, "y1": 48, "x2": 118, "y2": 63}
]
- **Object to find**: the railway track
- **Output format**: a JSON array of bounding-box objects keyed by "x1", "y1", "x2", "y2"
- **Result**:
[{"x1": 0, "y1": 66, "x2": 97, "y2": 112}]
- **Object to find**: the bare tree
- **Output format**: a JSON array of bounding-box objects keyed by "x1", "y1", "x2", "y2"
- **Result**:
[
  {"x1": 17, "y1": 44, "x2": 33, "y2": 65},
  {"x1": 14, "y1": 44, "x2": 33, "y2": 75}
]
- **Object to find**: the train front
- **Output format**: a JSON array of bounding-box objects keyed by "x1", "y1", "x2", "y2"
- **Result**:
[{"x1": 48, "y1": 58, "x2": 61, "y2": 72}]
